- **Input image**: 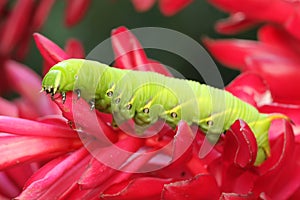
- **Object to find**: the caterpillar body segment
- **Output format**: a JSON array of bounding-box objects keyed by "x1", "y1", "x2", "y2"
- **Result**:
[{"x1": 42, "y1": 59, "x2": 288, "y2": 165}]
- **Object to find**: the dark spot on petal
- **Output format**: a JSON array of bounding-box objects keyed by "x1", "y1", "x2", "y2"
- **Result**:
[{"x1": 180, "y1": 171, "x2": 186, "y2": 177}]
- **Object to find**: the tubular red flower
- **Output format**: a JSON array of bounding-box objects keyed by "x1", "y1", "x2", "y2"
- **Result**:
[
  {"x1": 0, "y1": 0, "x2": 34, "y2": 56},
  {"x1": 204, "y1": 32, "x2": 300, "y2": 104},
  {"x1": 131, "y1": 0, "x2": 156, "y2": 12},
  {"x1": 4, "y1": 60, "x2": 57, "y2": 116},
  {"x1": 31, "y1": 0, "x2": 56, "y2": 30},
  {"x1": 215, "y1": 13, "x2": 258, "y2": 35},
  {"x1": 209, "y1": 0, "x2": 300, "y2": 38},
  {"x1": 64, "y1": 0, "x2": 91, "y2": 27},
  {"x1": 203, "y1": 37, "x2": 293, "y2": 70},
  {"x1": 33, "y1": 33, "x2": 70, "y2": 70},
  {"x1": 159, "y1": 0, "x2": 193, "y2": 16},
  {"x1": 131, "y1": 0, "x2": 193, "y2": 16},
  {"x1": 258, "y1": 25, "x2": 300, "y2": 58}
]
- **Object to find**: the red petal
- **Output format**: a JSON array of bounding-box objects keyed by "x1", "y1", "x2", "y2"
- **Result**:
[
  {"x1": 79, "y1": 137, "x2": 144, "y2": 189},
  {"x1": 254, "y1": 122, "x2": 299, "y2": 199},
  {"x1": 14, "y1": 35, "x2": 31, "y2": 60},
  {"x1": 0, "y1": 116, "x2": 78, "y2": 138},
  {"x1": 208, "y1": 0, "x2": 271, "y2": 14},
  {"x1": 0, "y1": 66, "x2": 10, "y2": 94},
  {"x1": 226, "y1": 72, "x2": 272, "y2": 107},
  {"x1": 223, "y1": 120, "x2": 258, "y2": 168},
  {"x1": 219, "y1": 192, "x2": 255, "y2": 200},
  {"x1": 211, "y1": 120, "x2": 258, "y2": 193},
  {"x1": 0, "y1": 97, "x2": 18, "y2": 117},
  {"x1": 203, "y1": 38, "x2": 290, "y2": 71},
  {"x1": 101, "y1": 177, "x2": 173, "y2": 199},
  {"x1": 33, "y1": 33, "x2": 70, "y2": 70},
  {"x1": 208, "y1": 0, "x2": 291, "y2": 24},
  {"x1": 111, "y1": 26, "x2": 172, "y2": 76},
  {"x1": 162, "y1": 174, "x2": 220, "y2": 200},
  {"x1": 19, "y1": 147, "x2": 91, "y2": 199},
  {"x1": 258, "y1": 25, "x2": 300, "y2": 60},
  {"x1": 112, "y1": 26, "x2": 149, "y2": 69},
  {"x1": 0, "y1": 171, "x2": 21, "y2": 198},
  {"x1": 159, "y1": 0, "x2": 193, "y2": 16},
  {"x1": 0, "y1": 134, "x2": 82, "y2": 170},
  {"x1": 257, "y1": 121, "x2": 294, "y2": 174},
  {"x1": 13, "y1": 98, "x2": 40, "y2": 119},
  {"x1": 0, "y1": 0, "x2": 34, "y2": 56},
  {"x1": 289, "y1": 184, "x2": 300, "y2": 200},
  {"x1": 171, "y1": 121, "x2": 195, "y2": 162},
  {"x1": 5, "y1": 163, "x2": 37, "y2": 190},
  {"x1": 65, "y1": 0, "x2": 91, "y2": 27},
  {"x1": 284, "y1": 11, "x2": 300, "y2": 40},
  {"x1": 80, "y1": 149, "x2": 158, "y2": 198},
  {"x1": 32, "y1": 0, "x2": 55, "y2": 30},
  {"x1": 64, "y1": 38, "x2": 85, "y2": 58},
  {"x1": 52, "y1": 92, "x2": 118, "y2": 142},
  {"x1": 152, "y1": 122, "x2": 196, "y2": 179},
  {"x1": 245, "y1": 56, "x2": 300, "y2": 104},
  {"x1": 215, "y1": 13, "x2": 258, "y2": 34},
  {"x1": 259, "y1": 103, "x2": 300, "y2": 127},
  {"x1": 209, "y1": 0, "x2": 300, "y2": 40},
  {"x1": 5, "y1": 60, "x2": 57, "y2": 116},
  {"x1": 131, "y1": 0, "x2": 156, "y2": 12},
  {"x1": 146, "y1": 59, "x2": 173, "y2": 77},
  {"x1": 0, "y1": 0, "x2": 7, "y2": 13}
]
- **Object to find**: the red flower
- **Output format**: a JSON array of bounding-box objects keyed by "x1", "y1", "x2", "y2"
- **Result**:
[
  {"x1": 204, "y1": 1, "x2": 300, "y2": 198},
  {"x1": 131, "y1": 0, "x2": 193, "y2": 16},
  {"x1": 0, "y1": 32, "x2": 86, "y2": 199},
  {"x1": 204, "y1": 25, "x2": 300, "y2": 105},
  {"x1": 64, "y1": 0, "x2": 91, "y2": 27},
  {"x1": 0, "y1": 0, "x2": 90, "y2": 94}
]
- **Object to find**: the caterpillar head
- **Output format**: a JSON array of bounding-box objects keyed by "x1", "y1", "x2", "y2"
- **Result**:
[
  {"x1": 42, "y1": 69, "x2": 62, "y2": 95},
  {"x1": 42, "y1": 59, "x2": 87, "y2": 95}
]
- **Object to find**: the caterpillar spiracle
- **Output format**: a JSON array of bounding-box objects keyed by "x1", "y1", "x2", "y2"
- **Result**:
[{"x1": 42, "y1": 58, "x2": 289, "y2": 165}]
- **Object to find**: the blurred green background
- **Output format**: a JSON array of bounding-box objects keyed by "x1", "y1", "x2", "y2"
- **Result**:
[{"x1": 25, "y1": 0, "x2": 256, "y2": 85}]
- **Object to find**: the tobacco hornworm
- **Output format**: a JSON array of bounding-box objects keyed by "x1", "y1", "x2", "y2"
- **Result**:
[{"x1": 42, "y1": 58, "x2": 288, "y2": 165}]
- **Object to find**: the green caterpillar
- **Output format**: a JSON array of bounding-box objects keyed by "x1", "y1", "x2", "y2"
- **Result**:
[{"x1": 42, "y1": 58, "x2": 288, "y2": 165}]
